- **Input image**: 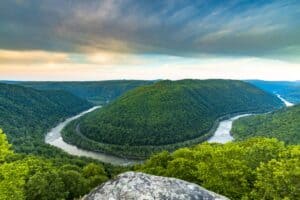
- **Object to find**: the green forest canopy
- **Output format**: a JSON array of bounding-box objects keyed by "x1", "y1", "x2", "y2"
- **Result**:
[
  {"x1": 137, "y1": 137, "x2": 300, "y2": 200},
  {"x1": 232, "y1": 104, "x2": 300, "y2": 144},
  {"x1": 0, "y1": 83, "x2": 92, "y2": 156},
  {"x1": 0, "y1": 129, "x2": 113, "y2": 200},
  {"x1": 62, "y1": 79, "x2": 283, "y2": 158}
]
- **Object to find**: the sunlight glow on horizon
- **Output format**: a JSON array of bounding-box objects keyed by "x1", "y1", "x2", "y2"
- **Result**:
[{"x1": 0, "y1": 49, "x2": 299, "y2": 81}]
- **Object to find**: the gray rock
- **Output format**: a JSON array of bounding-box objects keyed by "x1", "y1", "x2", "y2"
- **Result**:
[{"x1": 83, "y1": 172, "x2": 229, "y2": 200}]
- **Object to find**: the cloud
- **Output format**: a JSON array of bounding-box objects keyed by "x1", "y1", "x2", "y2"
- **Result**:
[
  {"x1": 0, "y1": 49, "x2": 150, "y2": 67},
  {"x1": 0, "y1": 0, "x2": 299, "y2": 61},
  {"x1": 0, "y1": 50, "x2": 68, "y2": 64}
]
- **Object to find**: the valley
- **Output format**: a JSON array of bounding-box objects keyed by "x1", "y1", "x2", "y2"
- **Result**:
[
  {"x1": 61, "y1": 79, "x2": 283, "y2": 158},
  {"x1": 0, "y1": 79, "x2": 299, "y2": 200},
  {"x1": 1, "y1": 2, "x2": 299, "y2": 199}
]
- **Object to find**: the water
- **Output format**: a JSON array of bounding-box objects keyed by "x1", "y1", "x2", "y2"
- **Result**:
[
  {"x1": 46, "y1": 94, "x2": 294, "y2": 162},
  {"x1": 207, "y1": 114, "x2": 251, "y2": 143},
  {"x1": 208, "y1": 95, "x2": 294, "y2": 144},
  {"x1": 276, "y1": 94, "x2": 294, "y2": 107},
  {"x1": 45, "y1": 106, "x2": 139, "y2": 166}
]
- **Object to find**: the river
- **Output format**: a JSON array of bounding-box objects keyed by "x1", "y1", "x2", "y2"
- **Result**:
[
  {"x1": 207, "y1": 114, "x2": 252, "y2": 144},
  {"x1": 276, "y1": 94, "x2": 294, "y2": 107},
  {"x1": 45, "y1": 106, "x2": 138, "y2": 166},
  {"x1": 45, "y1": 95, "x2": 294, "y2": 164},
  {"x1": 208, "y1": 94, "x2": 294, "y2": 144}
]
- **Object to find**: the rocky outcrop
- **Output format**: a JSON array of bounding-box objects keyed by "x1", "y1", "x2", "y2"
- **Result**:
[{"x1": 83, "y1": 172, "x2": 229, "y2": 200}]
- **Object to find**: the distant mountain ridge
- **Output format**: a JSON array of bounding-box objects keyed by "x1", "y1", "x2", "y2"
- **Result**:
[
  {"x1": 7, "y1": 80, "x2": 153, "y2": 104},
  {"x1": 247, "y1": 80, "x2": 300, "y2": 103}
]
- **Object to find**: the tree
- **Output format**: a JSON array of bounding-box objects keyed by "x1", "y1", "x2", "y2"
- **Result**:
[
  {"x1": 138, "y1": 137, "x2": 299, "y2": 200},
  {"x1": 25, "y1": 171, "x2": 67, "y2": 200},
  {"x1": 0, "y1": 161, "x2": 28, "y2": 200},
  {"x1": 0, "y1": 129, "x2": 13, "y2": 163},
  {"x1": 166, "y1": 158, "x2": 198, "y2": 183},
  {"x1": 60, "y1": 170, "x2": 88, "y2": 200},
  {"x1": 88, "y1": 175, "x2": 109, "y2": 189},
  {"x1": 82, "y1": 163, "x2": 106, "y2": 178},
  {"x1": 82, "y1": 163, "x2": 108, "y2": 189},
  {"x1": 251, "y1": 158, "x2": 300, "y2": 199}
]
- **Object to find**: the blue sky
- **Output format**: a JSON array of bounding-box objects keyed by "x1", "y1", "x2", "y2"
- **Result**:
[{"x1": 0, "y1": 0, "x2": 299, "y2": 80}]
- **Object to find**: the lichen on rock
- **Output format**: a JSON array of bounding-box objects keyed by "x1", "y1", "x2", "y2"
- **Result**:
[{"x1": 83, "y1": 172, "x2": 229, "y2": 200}]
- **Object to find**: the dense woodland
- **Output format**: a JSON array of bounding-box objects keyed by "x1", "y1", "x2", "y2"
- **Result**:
[
  {"x1": 0, "y1": 129, "x2": 128, "y2": 200},
  {"x1": 136, "y1": 137, "x2": 300, "y2": 200},
  {"x1": 0, "y1": 83, "x2": 92, "y2": 155},
  {"x1": 63, "y1": 79, "x2": 283, "y2": 157},
  {"x1": 0, "y1": 80, "x2": 299, "y2": 199},
  {"x1": 232, "y1": 105, "x2": 300, "y2": 144},
  {"x1": 12, "y1": 80, "x2": 152, "y2": 104},
  {"x1": 0, "y1": 83, "x2": 129, "y2": 200}
]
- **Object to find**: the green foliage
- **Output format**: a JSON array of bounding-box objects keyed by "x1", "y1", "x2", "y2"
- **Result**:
[
  {"x1": 83, "y1": 163, "x2": 108, "y2": 188},
  {"x1": 137, "y1": 138, "x2": 300, "y2": 200},
  {"x1": 26, "y1": 170, "x2": 67, "y2": 200},
  {"x1": 0, "y1": 161, "x2": 28, "y2": 200},
  {"x1": 232, "y1": 105, "x2": 300, "y2": 144},
  {"x1": 251, "y1": 156, "x2": 300, "y2": 199},
  {"x1": 0, "y1": 130, "x2": 112, "y2": 200},
  {"x1": 0, "y1": 129, "x2": 13, "y2": 162},
  {"x1": 83, "y1": 163, "x2": 106, "y2": 178},
  {"x1": 63, "y1": 79, "x2": 283, "y2": 158},
  {"x1": 59, "y1": 170, "x2": 88, "y2": 200},
  {"x1": 0, "y1": 83, "x2": 92, "y2": 156}
]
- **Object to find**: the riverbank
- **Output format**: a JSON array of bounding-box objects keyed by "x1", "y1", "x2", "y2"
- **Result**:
[
  {"x1": 208, "y1": 94, "x2": 294, "y2": 144},
  {"x1": 59, "y1": 107, "x2": 275, "y2": 161},
  {"x1": 46, "y1": 96, "x2": 286, "y2": 164},
  {"x1": 45, "y1": 106, "x2": 140, "y2": 166}
]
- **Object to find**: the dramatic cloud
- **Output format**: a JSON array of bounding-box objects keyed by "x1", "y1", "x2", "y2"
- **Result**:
[
  {"x1": 0, "y1": 0, "x2": 299, "y2": 80},
  {"x1": 0, "y1": 0, "x2": 299, "y2": 59}
]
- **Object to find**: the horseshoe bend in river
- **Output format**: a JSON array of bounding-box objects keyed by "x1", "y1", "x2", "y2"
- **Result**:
[
  {"x1": 45, "y1": 106, "x2": 139, "y2": 166},
  {"x1": 45, "y1": 95, "x2": 294, "y2": 165}
]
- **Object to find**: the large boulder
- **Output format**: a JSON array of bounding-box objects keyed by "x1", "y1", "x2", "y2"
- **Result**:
[{"x1": 83, "y1": 172, "x2": 229, "y2": 200}]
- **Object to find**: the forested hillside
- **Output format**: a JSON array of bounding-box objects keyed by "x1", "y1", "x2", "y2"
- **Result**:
[
  {"x1": 0, "y1": 84, "x2": 129, "y2": 199},
  {"x1": 232, "y1": 104, "x2": 300, "y2": 144},
  {"x1": 0, "y1": 129, "x2": 124, "y2": 200},
  {"x1": 63, "y1": 79, "x2": 283, "y2": 158},
  {"x1": 12, "y1": 80, "x2": 152, "y2": 104},
  {"x1": 137, "y1": 137, "x2": 300, "y2": 200},
  {"x1": 0, "y1": 83, "x2": 92, "y2": 155},
  {"x1": 247, "y1": 80, "x2": 300, "y2": 103}
]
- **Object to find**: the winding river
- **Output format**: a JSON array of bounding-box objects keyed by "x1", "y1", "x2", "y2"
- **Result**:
[
  {"x1": 45, "y1": 106, "x2": 138, "y2": 166},
  {"x1": 45, "y1": 94, "x2": 294, "y2": 164},
  {"x1": 276, "y1": 94, "x2": 294, "y2": 107},
  {"x1": 208, "y1": 94, "x2": 294, "y2": 144},
  {"x1": 207, "y1": 114, "x2": 252, "y2": 144}
]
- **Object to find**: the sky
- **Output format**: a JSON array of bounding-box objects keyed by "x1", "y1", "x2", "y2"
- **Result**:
[{"x1": 0, "y1": 0, "x2": 299, "y2": 81}]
